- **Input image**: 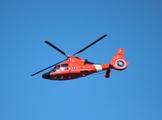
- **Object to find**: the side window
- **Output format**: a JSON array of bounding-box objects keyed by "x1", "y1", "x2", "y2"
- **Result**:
[
  {"x1": 62, "y1": 64, "x2": 68, "y2": 67},
  {"x1": 61, "y1": 64, "x2": 68, "y2": 70}
]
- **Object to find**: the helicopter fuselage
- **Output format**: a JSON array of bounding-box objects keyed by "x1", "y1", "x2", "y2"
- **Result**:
[{"x1": 42, "y1": 56, "x2": 109, "y2": 80}]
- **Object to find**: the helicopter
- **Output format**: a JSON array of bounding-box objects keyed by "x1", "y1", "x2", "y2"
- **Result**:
[{"x1": 31, "y1": 34, "x2": 129, "y2": 80}]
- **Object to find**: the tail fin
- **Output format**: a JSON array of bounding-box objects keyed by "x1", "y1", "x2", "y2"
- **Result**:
[
  {"x1": 110, "y1": 48, "x2": 129, "y2": 70},
  {"x1": 105, "y1": 48, "x2": 129, "y2": 78}
]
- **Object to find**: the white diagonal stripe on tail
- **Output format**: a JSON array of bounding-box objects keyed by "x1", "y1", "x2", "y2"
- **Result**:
[{"x1": 94, "y1": 65, "x2": 102, "y2": 72}]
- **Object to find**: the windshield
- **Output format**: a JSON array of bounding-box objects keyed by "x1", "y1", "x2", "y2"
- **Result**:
[
  {"x1": 51, "y1": 66, "x2": 56, "y2": 72},
  {"x1": 51, "y1": 64, "x2": 68, "y2": 72}
]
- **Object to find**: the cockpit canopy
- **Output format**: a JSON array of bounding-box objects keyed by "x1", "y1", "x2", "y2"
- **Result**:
[
  {"x1": 50, "y1": 60, "x2": 94, "y2": 73},
  {"x1": 51, "y1": 63, "x2": 68, "y2": 72}
]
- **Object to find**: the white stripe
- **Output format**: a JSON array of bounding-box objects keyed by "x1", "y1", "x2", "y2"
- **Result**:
[{"x1": 94, "y1": 65, "x2": 102, "y2": 72}]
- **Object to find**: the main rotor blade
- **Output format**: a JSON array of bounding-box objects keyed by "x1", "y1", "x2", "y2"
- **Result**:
[
  {"x1": 45, "y1": 41, "x2": 68, "y2": 57},
  {"x1": 31, "y1": 60, "x2": 65, "y2": 76},
  {"x1": 73, "y1": 34, "x2": 107, "y2": 56}
]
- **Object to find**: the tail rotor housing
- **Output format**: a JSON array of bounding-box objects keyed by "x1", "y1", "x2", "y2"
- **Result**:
[{"x1": 105, "y1": 48, "x2": 129, "y2": 78}]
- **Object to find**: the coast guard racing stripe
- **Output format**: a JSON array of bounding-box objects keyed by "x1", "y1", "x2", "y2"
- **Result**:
[{"x1": 94, "y1": 65, "x2": 102, "y2": 72}]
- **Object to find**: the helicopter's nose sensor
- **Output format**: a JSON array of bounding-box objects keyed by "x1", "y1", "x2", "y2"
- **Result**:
[{"x1": 42, "y1": 72, "x2": 50, "y2": 79}]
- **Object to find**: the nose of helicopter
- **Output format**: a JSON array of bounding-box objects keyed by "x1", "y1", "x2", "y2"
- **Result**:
[{"x1": 42, "y1": 72, "x2": 50, "y2": 79}]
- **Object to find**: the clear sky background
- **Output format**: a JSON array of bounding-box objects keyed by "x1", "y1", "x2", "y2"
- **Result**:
[{"x1": 1, "y1": 0, "x2": 162, "y2": 120}]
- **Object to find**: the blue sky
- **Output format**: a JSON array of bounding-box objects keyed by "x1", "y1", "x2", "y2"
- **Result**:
[{"x1": 1, "y1": 0, "x2": 162, "y2": 120}]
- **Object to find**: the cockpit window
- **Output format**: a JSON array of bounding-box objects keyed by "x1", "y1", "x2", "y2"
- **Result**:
[
  {"x1": 61, "y1": 64, "x2": 68, "y2": 70},
  {"x1": 52, "y1": 66, "x2": 56, "y2": 72},
  {"x1": 57, "y1": 65, "x2": 60, "y2": 69},
  {"x1": 62, "y1": 64, "x2": 68, "y2": 67},
  {"x1": 51, "y1": 64, "x2": 69, "y2": 72}
]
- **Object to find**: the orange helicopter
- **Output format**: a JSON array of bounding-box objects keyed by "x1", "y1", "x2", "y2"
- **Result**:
[{"x1": 31, "y1": 34, "x2": 129, "y2": 80}]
